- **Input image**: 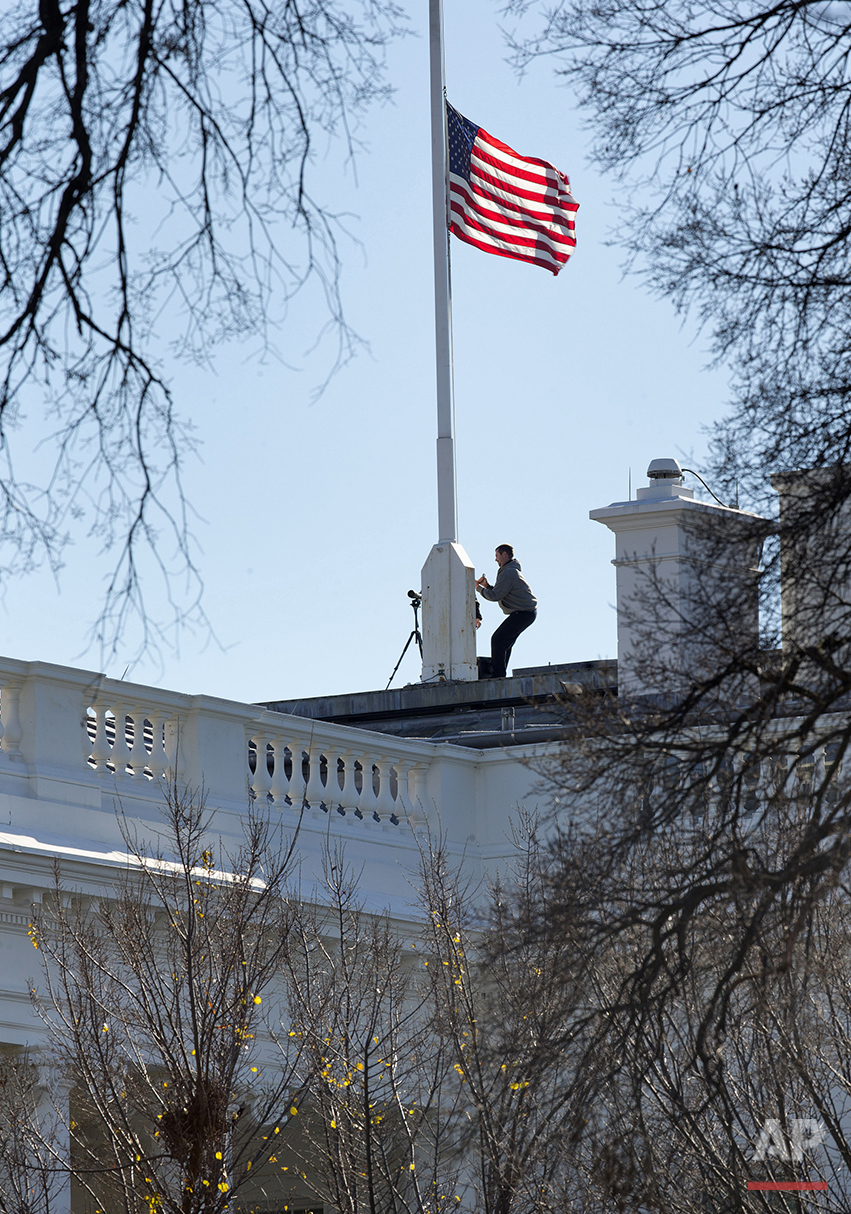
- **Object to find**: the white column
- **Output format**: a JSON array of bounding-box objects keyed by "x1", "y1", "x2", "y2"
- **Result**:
[{"x1": 34, "y1": 1061, "x2": 72, "y2": 1214}]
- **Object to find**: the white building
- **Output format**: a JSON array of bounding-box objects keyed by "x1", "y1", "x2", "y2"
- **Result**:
[{"x1": 0, "y1": 459, "x2": 778, "y2": 1212}]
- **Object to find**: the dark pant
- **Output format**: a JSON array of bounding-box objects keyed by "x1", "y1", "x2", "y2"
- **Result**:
[{"x1": 490, "y1": 610, "x2": 536, "y2": 678}]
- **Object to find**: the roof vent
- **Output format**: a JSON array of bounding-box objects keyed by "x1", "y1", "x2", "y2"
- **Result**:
[{"x1": 647, "y1": 457, "x2": 683, "y2": 480}]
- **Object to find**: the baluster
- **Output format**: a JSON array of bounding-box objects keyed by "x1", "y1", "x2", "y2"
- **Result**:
[
  {"x1": 752, "y1": 756, "x2": 771, "y2": 819},
  {"x1": 280, "y1": 742, "x2": 299, "y2": 810},
  {"x1": 165, "y1": 716, "x2": 186, "y2": 782},
  {"x1": 339, "y1": 752, "x2": 359, "y2": 812},
  {"x1": 147, "y1": 712, "x2": 169, "y2": 780},
  {"x1": 290, "y1": 742, "x2": 307, "y2": 810},
  {"x1": 304, "y1": 742, "x2": 326, "y2": 809},
  {"x1": 830, "y1": 742, "x2": 847, "y2": 792},
  {"x1": 89, "y1": 704, "x2": 112, "y2": 773},
  {"x1": 358, "y1": 753, "x2": 379, "y2": 820},
  {"x1": 392, "y1": 761, "x2": 413, "y2": 822},
  {"x1": 110, "y1": 703, "x2": 132, "y2": 774},
  {"x1": 82, "y1": 709, "x2": 93, "y2": 764},
  {"x1": 0, "y1": 682, "x2": 22, "y2": 756},
  {"x1": 128, "y1": 710, "x2": 149, "y2": 777},
  {"x1": 269, "y1": 737, "x2": 289, "y2": 804},
  {"x1": 406, "y1": 763, "x2": 425, "y2": 822},
  {"x1": 250, "y1": 733, "x2": 272, "y2": 801},
  {"x1": 375, "y1": 757, "x2": 396, "y2": 819},
  {"x1": 814, "y1": 743, "x2": 827, "y2": 790},
  {"x1": 323, "y1": 749, "x2": 343, "y2": 812}
]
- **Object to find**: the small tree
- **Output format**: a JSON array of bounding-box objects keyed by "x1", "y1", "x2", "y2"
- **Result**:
[
  {"x1": 0, "y1": 1052, "x2": 68, "y2": 1214},
  {"x1": 418, "y1": 818, "x2": 606, "y2": 1214},
  {"x1": 280, "y1": 843, "x2": 465, "y2": 1214},
  {"x1": 23, "y1": 783, "x2": 305, "y2": 1214},
  {"x1": 277, "y1": 821, "x2": 607, "y2": 1214}
]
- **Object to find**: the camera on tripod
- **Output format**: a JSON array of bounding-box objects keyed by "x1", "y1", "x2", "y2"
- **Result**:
[{"x1": 386, "y1": 590, "x2": 425, "y2": 689}]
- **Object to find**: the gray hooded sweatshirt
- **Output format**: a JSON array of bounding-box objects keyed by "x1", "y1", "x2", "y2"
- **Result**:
[{"x1": 478, "y1": 559, "x2": 538, "y2": 615}]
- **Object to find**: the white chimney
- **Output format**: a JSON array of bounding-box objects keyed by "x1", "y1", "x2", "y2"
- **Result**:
[{"x1": 591, "y1": 459, "x2": 766, "y2": 698}]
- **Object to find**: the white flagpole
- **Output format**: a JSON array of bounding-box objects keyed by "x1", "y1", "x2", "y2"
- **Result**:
[
  {"x1": 428, "y1": 0, "x2": 457, "y2": 544},
  {"x1": 419, "y1": 0, "x2": 477, "y2": 684}
]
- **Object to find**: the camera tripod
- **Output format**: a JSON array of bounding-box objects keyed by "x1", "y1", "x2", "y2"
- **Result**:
[{"x1": 386, "y1": 590, "x2": 424, "y2": 690}]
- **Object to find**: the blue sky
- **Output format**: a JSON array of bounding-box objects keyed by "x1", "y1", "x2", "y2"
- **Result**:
[{"x1": 0, "y1": 1, "x2": 729, "y2": 704}]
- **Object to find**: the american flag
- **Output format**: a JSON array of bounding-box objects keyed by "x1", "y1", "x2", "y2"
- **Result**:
[{"x1": 446, "y1": 102, "x2": 578, "y2": 275}]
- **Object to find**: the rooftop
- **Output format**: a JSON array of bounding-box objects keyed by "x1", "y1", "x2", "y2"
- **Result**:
[{"x1": 260, "y1": 658, "x2": 617, "y2": 747}]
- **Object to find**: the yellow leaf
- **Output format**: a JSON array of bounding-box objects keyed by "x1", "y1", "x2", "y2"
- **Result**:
[
  {"x1": 215, "y1": 1152, "x2": 222, "y2": 1160},
  {"x1": 254, "y1": 996, "x2": 262, "y2": 1004},
  {"x1": 290, "y1": 1106, "x2": 298, "y2": 1116}
]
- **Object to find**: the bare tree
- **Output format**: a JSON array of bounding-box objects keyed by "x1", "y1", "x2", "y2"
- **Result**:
[
  {"x1": 21, "y1": 785, "x2": 308, "y2": 1214},
  {"x1": 575, "y1": 803, "x2": 851, "y2": 1211},
  {"x1": 499, "y1": 0, "x2": 851, "y2": 1086},
  {"x1": 0, "y1": 0, "x2": 404, "y2": 660},
  {"x1": 0, "y1": 1051, "x2": 68, "y2": 1214},
  {"x1": 279, "y1": 844, "x2": 466, "y2": 1214},
  {"x1": 506, "y1": 1, "x2": 851, "y2": 506},
  {"x1": 417, "y1": 823, "x2": 600, "y2": 1214}
]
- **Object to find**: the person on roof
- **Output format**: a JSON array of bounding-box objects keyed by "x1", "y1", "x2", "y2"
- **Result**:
[{"x1": 475, "y1": 544, "x2": 538, "y2": 679}]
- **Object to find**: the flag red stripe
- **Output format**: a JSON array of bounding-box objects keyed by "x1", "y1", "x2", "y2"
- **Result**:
[
  {"x1": 450, "y1": 195, "x2": 575, "y2": 258},
  {"x1": 747, "y1": 1183, "x2": 828, "y2": 1192},
  {"x1": 477, "y1": 128, "x2": 566, "y2": 181},
  {"x1": 456, "y1": 174, "x2": 577, "y2": 234},
  {"x1": 450, "y1": 222, "x2": 563, "y2": 274},
  {"x1": 473, "y1": 145, "x2": 565, "y2": 193},
  {"x1": 452, "y1": 191, "x2": 577, "y2": 249},
  {"x1": 450, "y1": 206, "x2": 570, "y2": 270},
  {"x1": 451, "y1": 221, "x2": 568, "y2": 273},
  {"x1": 471, "y1": 160, "x2": 572, "y2": 210}
]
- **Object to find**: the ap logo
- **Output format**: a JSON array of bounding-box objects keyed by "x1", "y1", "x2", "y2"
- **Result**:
[{"x1": 753, "y1": 1119, "x2": 825, "y2": 1162}]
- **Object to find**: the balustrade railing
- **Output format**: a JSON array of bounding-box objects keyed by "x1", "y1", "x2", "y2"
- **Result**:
[
  {"x1": 245, "y1": 731, "x2": 418, "y2": 825},
  {"x1": 85, "y1": 707, "x2": 172, "y2": 780},
  {"x1": 73, "y1": 681, "x2": 425, "y2": 827},
  {"x1": 0, "y1": 656, "x2": 541, "y2": 843}
]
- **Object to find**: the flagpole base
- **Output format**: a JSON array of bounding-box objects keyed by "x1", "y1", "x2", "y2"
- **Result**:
[{"x1": 421, "y1": 542, "x2": 478, "y2": 683}]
